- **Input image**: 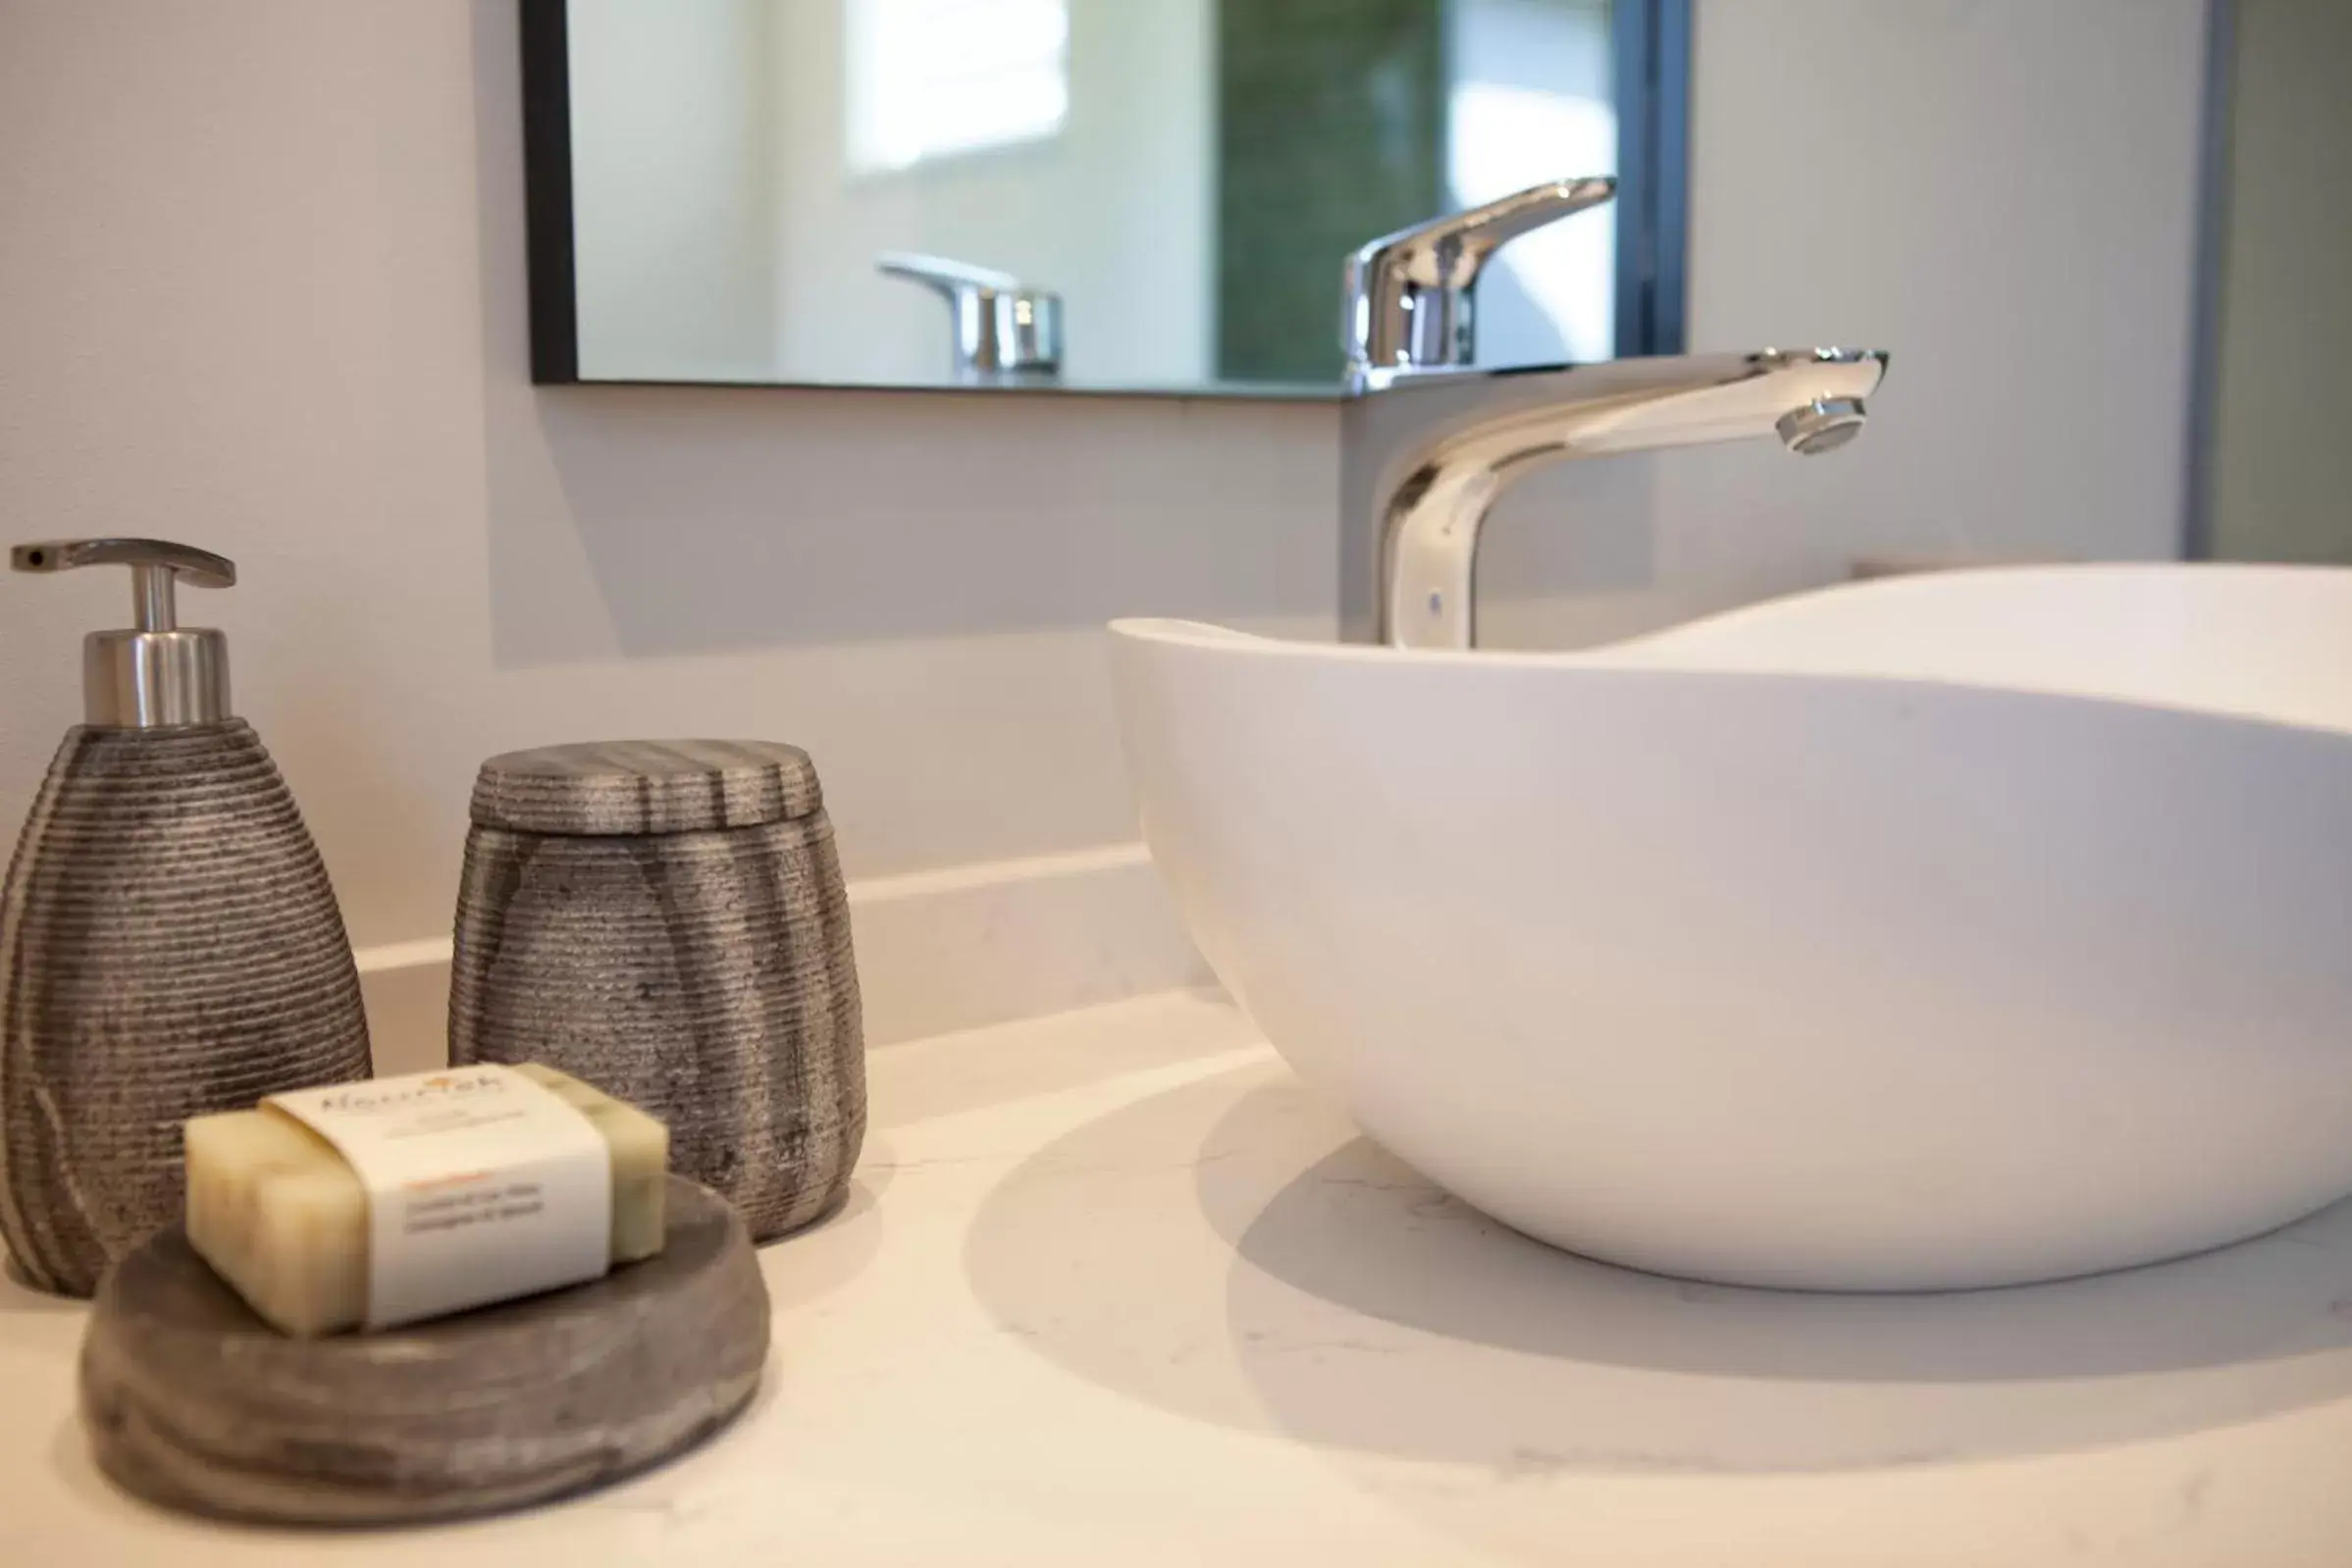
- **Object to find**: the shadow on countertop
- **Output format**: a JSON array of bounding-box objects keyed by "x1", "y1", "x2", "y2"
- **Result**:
[{"x1": 963, "y1": 1057, "x2": 2352, "y2": 1474}]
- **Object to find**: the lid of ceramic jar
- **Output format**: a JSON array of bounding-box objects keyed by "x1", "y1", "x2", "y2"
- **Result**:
[{"x1": 469, "y1": 740, "x2": 822, "y2": 836}]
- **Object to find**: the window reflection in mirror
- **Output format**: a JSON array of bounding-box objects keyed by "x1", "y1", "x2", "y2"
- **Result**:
[{"x1": 844, "y1": 0, "x2": 1072, "y2": 175}]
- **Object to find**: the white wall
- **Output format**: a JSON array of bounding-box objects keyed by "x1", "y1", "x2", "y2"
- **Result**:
[
  {"x1": 2208, "y1": 0, "x2": 2352, "y2": 564},
  {"x1": 0, "y1": 0, "x2": 1327, "y2": 955},
  {"x1": 769, "y1": 0, "x2": 1215, "y2": 388},
  {"x1": 567, "y1": 0, "x2": 780, "y2": 380},
  {"x1": 1483, "y1": 0, "x2": 2210, "y2": 648},
  {"x1": 0, "y1": 0, "x2": 2208, "y2": 959}
]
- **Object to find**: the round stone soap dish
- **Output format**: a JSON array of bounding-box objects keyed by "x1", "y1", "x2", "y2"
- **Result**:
[{"x1": 78, "y1": 1176, "x2": 768, "y2": 1526}]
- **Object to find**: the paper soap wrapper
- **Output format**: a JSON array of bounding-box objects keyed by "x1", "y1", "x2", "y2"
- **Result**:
[{"x1": 185, "y1": 1063, "x2": 668, "y2": 1337}]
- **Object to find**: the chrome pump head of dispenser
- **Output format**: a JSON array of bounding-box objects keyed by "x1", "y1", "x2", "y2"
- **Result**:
[{"x1": 11, "y1": 538, "x2": 235, "y2": 728}]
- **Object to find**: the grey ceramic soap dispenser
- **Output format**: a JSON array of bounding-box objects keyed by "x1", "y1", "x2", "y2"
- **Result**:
[{"x1": 0, "y1": 539, "x2": 372, "y2": 1296}]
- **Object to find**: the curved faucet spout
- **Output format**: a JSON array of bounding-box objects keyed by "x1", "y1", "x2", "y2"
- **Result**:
[{"x1": 1340, "y1": 348, "x2": 1890, "y2": 648}]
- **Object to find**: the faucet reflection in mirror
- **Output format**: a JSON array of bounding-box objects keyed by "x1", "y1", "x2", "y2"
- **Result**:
[
  {"x1": 1341, "y1": 179, "x2": 1888, "y2": 649},
  {"x1": 876, "y1": 252, "x2": 1065, "y2": 386}
]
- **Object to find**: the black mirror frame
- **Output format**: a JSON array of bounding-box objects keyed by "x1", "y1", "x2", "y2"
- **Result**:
[{"x1": 519, "y1": 0, "x2": 1690, "y2": 392}]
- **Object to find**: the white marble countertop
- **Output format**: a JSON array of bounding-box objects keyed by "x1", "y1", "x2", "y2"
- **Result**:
[{"x1": 9, "y1": 990, "x2": 2352, "y2": 1565}]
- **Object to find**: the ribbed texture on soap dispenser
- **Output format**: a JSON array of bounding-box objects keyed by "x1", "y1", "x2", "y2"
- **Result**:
[{"x1": 0, "y1": 721, "x2": 372, "y2": 1296}]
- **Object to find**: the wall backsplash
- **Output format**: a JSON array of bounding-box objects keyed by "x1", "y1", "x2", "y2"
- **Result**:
[{"x1": 1, "y1": 0, "x2": 2204, "y2": 964}]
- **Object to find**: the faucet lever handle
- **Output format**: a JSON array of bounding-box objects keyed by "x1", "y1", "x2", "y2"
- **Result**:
[
  {"x1": 1343, "y1": 177, "x2": 1616, "y2": 378},
  {"x1": 876, "y1": 251, "x2": 1027, "y2": 298}
]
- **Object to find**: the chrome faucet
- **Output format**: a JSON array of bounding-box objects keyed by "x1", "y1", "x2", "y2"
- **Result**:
[
  {"x1": 878, "y1": 252, "x2": 1065, "y2": 386},
  {"x1": 1343, "y1": 178, "x2": 1618, "y2": 380},
  {"x1": 1340, "y1": 180, "x2": 1889, "y2": 648}
]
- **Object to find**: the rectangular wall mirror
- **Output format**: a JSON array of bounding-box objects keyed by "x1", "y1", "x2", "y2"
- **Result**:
[{"x1": 522, "y1": 0, "x2": 1689, "y2": 395}]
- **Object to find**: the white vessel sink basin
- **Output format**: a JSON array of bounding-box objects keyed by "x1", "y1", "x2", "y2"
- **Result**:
[{"x1": 1112, "y1": 565, "x2": 2352, "y2": 1290}]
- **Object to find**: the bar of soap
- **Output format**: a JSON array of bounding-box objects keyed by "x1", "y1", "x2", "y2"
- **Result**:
[{"x1": 183, "y1": 1064, "x2": 668, "y2": 1337}]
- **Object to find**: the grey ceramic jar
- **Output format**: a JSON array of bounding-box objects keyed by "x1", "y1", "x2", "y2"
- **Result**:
[{"x1": 448, "y1": 741, "x2": 864, "y2": 1241}]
